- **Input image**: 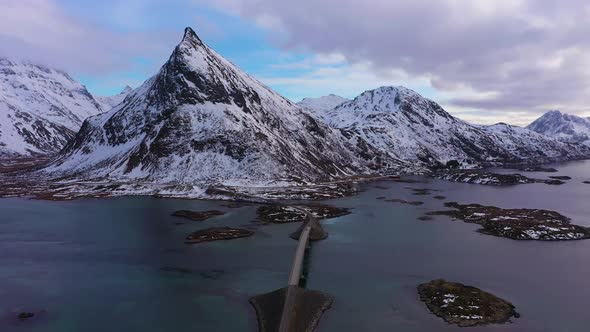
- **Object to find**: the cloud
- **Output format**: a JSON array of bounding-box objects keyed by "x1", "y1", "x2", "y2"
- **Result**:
[
  {"x1": 0, "y1": 0, "x2": 174, "y2": 75},
  {"x1": 198, "y1": 0, "x2": 590, "y2": 119},
  {"x1": 259, "y1": 59, "x2": 433, "y2": 103}
]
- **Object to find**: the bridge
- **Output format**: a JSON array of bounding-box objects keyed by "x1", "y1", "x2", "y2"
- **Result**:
[{"x1": 250, "y1": 206, "x2": 333, "y2": 332}]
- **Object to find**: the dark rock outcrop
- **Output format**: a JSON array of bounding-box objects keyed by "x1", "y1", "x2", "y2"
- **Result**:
[
  {"x1": 428, "y1": 202, "x2": 590, "y2": 240},
  {"x1": 171, "y1": 210, "x2": 224, "y2": 221},
  {"x1": 185, "y1": 227, "x2": 253, "y2": 244},
  {"x1": 549, "y1": 176, "x2": 572, "y2": 180},
  {"x1": 418, "y1": 279, "x2": 518, "y2": 327},
  {"x1": 384, "y1": 198, "x2": 424, "y2": 206},
  {"x1": 436, "y1": 170, "x2": 567, "y2": 186},
  {"x1": 405, "y1": 187, "x2": 439, "y2": 195},
  {"x1": 18, "y1": 312, "x2": 35, "y2": 320},
  {"x1": 506, "y1": 165, "x2": 558, "y2": 172}
]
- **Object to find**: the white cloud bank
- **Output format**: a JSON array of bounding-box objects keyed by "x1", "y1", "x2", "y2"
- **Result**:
[
  {"x1": 0, "y1": 0, "x2": 172, "y2": 74},
  {"x1": 199, "y1": 0, "x2": 590, "y2": 124}
]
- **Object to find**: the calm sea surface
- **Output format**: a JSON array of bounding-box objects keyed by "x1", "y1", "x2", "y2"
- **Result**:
[{"x1": 1, "y1": 160, "x2": 589, "y2": 331}]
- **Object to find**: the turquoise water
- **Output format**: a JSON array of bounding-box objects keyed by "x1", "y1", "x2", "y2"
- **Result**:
[{"x1": 1, "y1": 160, "x2": 589, "y2": 331}]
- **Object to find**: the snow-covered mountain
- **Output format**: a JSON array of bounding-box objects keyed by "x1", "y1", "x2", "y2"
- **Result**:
[
  {"x1": 0, "y1": 57, "x2": 103, "y2": 157},
  {"x1": 297, "y1": 94, "x2": 349, "y2": 114},
  {"x1": 94, "y1": 86, "x2": 133, "y2": 112},
  {"x1": 527, "y1": 110, "x2": 590, "y2": 146},
  {"x1": 315, "y1": 86, "x2": 590, "y2": 168},
  {"x1": 481, "y1": 122, "x2": 589, "y2": 161},
  {"x1": 46, "y1": 28, "x2": 397, "y2": 185}
]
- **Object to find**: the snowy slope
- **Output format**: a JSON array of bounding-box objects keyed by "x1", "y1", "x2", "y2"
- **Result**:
[
  {"x1": 527, "y1": 110, "x2": 590, "y2": 146},
  {"x1": 0, "y1": 57, "x2": 103, "y2": 157},
  {"x1": 46, "y1": 28, "x2": 400, "y2": 185},
  {"x1": 317, "y1": 86, "x2": 590, "y2": 168},
  {"x1": 297, "y1": 94, "x2": 349, "y2": 116},
  {"x1": 481, "y1": 123, "x2": 589, "y2": 161},
  {"x1": 94, "y1": 86, "x2": 133, "y2": 112}
]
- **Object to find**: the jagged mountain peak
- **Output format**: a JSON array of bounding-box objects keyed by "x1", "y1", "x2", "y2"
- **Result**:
[
  {"x1": 329, "y1": 85, "x2": 455, "y2": 127},
  {"x1": 527, "y1": 110, "x2": 590, "y2": 145},
  {"x1": 181, "y1": 27, "x2": 203, "y2": 46},
  {"x1": 147, "y1": 26, "x2": 289, "y2": 112},
  {"x1": 47, "y1": 27, "x2": 390, "y2": 186},
  {"x1": 334, "y1": 86, "x2": 450, "y2": 118},
  {"x1": 173, "y1": 27, "x2": 208, "y2": 67},
  {"x1": 343, "y1": 86, "x2": 420, "y2": 105},
  {"x1": 534, "y1": 110, "x2": 589, "y2": 125}
]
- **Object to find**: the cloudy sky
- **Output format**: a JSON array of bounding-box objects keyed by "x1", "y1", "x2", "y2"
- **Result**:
[{"x1": 2, "y1": 0, "x2": 590, "y2": 125}]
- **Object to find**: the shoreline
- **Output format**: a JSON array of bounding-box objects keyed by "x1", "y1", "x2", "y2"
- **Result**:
[{"x1": 1, "y1": 156, "x2": 589, "y2": 202}]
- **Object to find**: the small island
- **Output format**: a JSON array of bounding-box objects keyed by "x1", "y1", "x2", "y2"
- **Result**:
[
  {"x1": 172, "y1": 210, "x2": 225, "y2": 221},
  {"x1": 384, "y1": 198, "x2": 424, "y2": 206},
  {"x1": 256, "y1": 204, "x2": 351, "y2": 224},
  {"x1": 549, "y1": 176, "x2": 572, "y2": 180},
  {"x1": 436, "y1": 170, "x2": 565, "y2": 186},
  {"x1": 18, "y1": 312, "x2": 35, "y2": 320},
  {"x1": 185, "y1": 227, "x2": 254, "y2": 244},
  {"x1": 418, "y1": 279, "x2": 518, "y2": 327},
  {"x1": 428, "y1": 202, "x2": 590, "y2": 240},
  {"x1": 506, "y1": 165, "x2": 558, "y2": 173},
  {"x1": 404, "y1": 187, "x2": 439, "y2": 195}
]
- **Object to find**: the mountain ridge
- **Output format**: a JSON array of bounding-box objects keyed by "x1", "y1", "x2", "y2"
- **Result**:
[
  {"x1": 310, "y1": 86, "x2": 590, "y2": 168},
  {"x1": 46, "y1": 27, "x2": 401, "y2": 186},
  {"x1": 527, "y1": 110, "x2": 590, "y2": 146},
  {"x1": 0, "y1": 57, "x2": 104, "y2": 157}
]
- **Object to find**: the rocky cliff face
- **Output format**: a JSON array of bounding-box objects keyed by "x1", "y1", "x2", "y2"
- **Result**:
[
  {"x1": 47, "y1": 28, "x2": 401, "y2": 185},
  {"x1": 527, "y1": 110, "x2": 590, "y2": 146},
  {"x1": 0, "y1": 58, "x2": 103, "y2": 157}
]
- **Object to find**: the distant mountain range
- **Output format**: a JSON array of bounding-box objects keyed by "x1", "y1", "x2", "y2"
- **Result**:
[
  {"x1": 1, "y1": 27, "x2": 590, "y2": 190},
  {"x1": 303, "y1": 86, "x2": 589, "y2": 168},
  {"x1": 527, "y1": 110, "x2": 590, "y2": 146}
]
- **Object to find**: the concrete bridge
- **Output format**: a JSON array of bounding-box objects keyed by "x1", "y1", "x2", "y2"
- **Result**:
[{"x1": 250, "y1": 207, "x2": 333, "y2": 332}]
